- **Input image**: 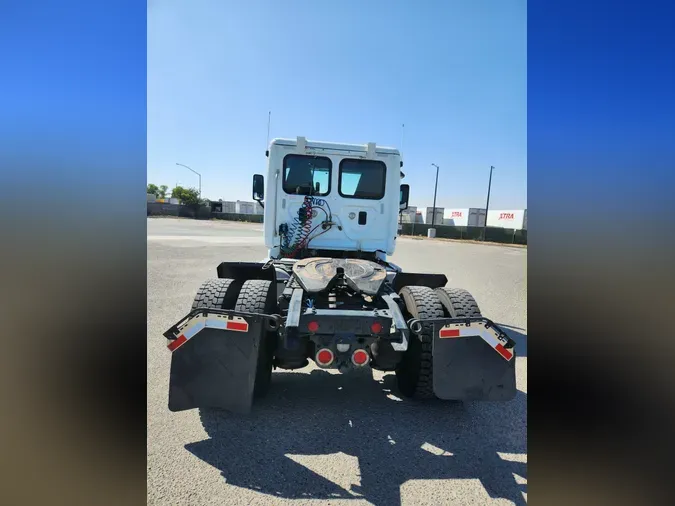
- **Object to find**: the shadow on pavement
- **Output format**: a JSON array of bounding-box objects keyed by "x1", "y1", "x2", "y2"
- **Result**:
[{"x1": 186, "y1": 369, "x2": 527, "y2": 505}]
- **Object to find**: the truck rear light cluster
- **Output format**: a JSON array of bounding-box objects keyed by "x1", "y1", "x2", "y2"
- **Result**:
[
  {"x1": 316, "y1": 348, "x2": 334, "y2": 366},
  {"x1": 307, "y1": 321, "x2": 320, "y2": 333},
  {"x1": 370, "y1": 321, "x2": 383, "y2": 334},
  {"x1": 351, "y1": 349, "x2": 369, "y2": 366}
]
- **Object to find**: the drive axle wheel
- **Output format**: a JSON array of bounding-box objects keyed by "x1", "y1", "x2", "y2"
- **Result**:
[
  {"x1": 191, "y1": 278, "x2": 239, "y2": 310},
  {"x1": 434, "y1": 287, "x2": 482, "y2": 319},
  {"x1": 395, "y1": 286, "x2": 444, "y2": 399},
  {"x1": 235, "y1": 279, "x2": 277, "y2": 398}
]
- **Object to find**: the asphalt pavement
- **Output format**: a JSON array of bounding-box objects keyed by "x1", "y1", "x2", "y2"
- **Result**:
[{"x1": 147, "y1": 217, "x2": 527, "y2": 505}]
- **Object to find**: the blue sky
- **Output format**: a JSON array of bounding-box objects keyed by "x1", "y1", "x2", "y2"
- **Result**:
[{"x1": 148, "y1": 0, "x2": 526, "y2": 210}]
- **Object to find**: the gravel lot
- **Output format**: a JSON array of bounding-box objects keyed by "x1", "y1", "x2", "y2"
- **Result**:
[{"x1": 148, "y1": 217, "x2": 527, "y2": 505}]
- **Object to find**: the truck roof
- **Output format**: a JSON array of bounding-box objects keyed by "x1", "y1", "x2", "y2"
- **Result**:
[{"x1": 270, "y1": 137, "x2": 400, "y2": 157}]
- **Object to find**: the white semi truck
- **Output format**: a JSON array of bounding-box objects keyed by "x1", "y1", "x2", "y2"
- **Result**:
[{"x1": 164, "y1": 137, "x2": 516, "y2": 414}]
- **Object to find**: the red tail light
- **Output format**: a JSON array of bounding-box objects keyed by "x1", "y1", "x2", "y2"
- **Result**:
[
  {"x1": 351, "y1": 349, "x2": 369, "y2": 366},
  {"x1": 316, "y1": 348, "x2": 334, "y2": 366},
  {"x1": 307, "y1": 321, "x2": 319, "y2": 333},
  {"x1": 370, "y1": 321, "x2": 383, "y2": 334}
]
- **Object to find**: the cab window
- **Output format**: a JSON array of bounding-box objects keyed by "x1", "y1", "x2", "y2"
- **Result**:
[
  {"x1": 338, "y1": 159, "x2": 386, "y2": 200},
  {"x1": 282, "y1": 154, "x2": 331, "y2": 196}
]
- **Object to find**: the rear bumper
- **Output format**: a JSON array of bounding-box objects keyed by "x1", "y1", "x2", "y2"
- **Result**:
[
  {"x1": 284, "y1": 289, "x2": 409, "y2": 352},
  {"x1": 298, "y1": 308, "x2": 407, "y2": 348}
]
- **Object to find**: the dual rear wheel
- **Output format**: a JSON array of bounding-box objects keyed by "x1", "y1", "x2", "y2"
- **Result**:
[
  {"x1": 395, "y1": 286, "x2": 482, "y2": 399},
  {"x1": 192, "y1": 278, "x2": 276, "y2": 398}
]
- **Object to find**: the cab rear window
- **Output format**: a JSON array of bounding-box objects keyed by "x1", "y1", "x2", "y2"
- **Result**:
[
  {"x1": 338, "y1": 159, "x2": 386, "y2": 200},
  {"x1": 282, "y1": 155, "x2": 331, "y2": 196}
]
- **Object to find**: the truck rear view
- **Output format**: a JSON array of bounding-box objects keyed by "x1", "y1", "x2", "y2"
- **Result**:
[{"x1": 163, "y1": 137, "x2": 516, "y2": 414}]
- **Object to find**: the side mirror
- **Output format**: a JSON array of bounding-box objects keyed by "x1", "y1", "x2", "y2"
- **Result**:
[
  {"x1": 399, "y1": 184, "x2": 410, "y2": 210},
  {"x1": 252, "y1": 174, "x2": 264, "y2": 202}
]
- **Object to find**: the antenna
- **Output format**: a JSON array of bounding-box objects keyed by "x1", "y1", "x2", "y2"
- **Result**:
[{"x1": 266, "y1": 111, "x2": 271, "y2": 147}]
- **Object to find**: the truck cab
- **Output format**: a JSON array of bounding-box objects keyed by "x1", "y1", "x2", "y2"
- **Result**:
[{"x1": 253, "y1": 137, "x2": 409, "y2": 261}]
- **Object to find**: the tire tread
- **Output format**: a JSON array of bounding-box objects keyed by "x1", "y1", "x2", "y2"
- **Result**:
[{"x1": 396, "y1": 286, "x2": 444, "y2": 399}]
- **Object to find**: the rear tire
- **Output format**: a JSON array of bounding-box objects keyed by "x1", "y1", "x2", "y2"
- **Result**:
[
  {"x1": 395, "y1": 286, "x2": 444, "y2": 399},
  {"x1": 191, "y1": 278, "x2": 239, "y2": 310},
  {"x1": 235, "y1": 279, "x2": 277, "y2": 398},
  {"x1": 434, "y1": 287, "x2": 482, "y2": 318}
]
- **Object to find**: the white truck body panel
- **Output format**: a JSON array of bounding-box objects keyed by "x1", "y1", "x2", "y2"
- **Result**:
[
  {"x1": 486, "y1": 209, "x2": 527, "y2": 229},
  {"x1": 264, "y1": 138, "x2": 401, "y2": 259},
  {"x1": 442, "y1": 208, "x2": 486, "y2": 227}
]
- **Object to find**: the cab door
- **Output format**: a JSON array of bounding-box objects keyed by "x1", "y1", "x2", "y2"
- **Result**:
[{"x1": 337, "y1": 158, "x2": 388, "y2": 251}]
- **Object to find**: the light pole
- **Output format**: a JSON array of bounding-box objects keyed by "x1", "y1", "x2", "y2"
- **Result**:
[
  {"x1": 430, "y1": 163, "x2": 440, "y2": 226},
  {"x1": 482, "y1": 165, "x2": 494, "y2": 241},
  {"x1": 176, "y1": 163, "x2": 201, "y2": 198}
]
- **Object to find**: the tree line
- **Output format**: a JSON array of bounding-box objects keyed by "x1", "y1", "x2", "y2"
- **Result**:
[{"x1": 147, "y1": 184, "x2": 201, "y2": 206}]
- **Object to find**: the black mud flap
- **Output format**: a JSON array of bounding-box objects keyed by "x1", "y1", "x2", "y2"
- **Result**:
[
  {"x1": 164, "y1": 309, "x2": 281, "y2": 413},
  {"x1": 411, "y1": 317, "x2": 517, "y2": 401}
]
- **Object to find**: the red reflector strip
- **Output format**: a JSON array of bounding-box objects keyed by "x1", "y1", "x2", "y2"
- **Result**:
[
  {"x1": 167, "y1": 334, "x2": 187, "y2": 352},
  {"x1": 226, "y1": 320, "x2": 248, "y2": 332},
  {"x1": 495, "y1": 343, "x2": 513, "y2": 361},
  {"x1": 439, "y1": 328, "x2": 460, "y2": 338}
]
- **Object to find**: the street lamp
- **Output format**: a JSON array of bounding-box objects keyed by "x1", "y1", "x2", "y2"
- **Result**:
[
  {"x1": 430, "y1": 163, "x2": 440, "y2": 227},
  {"x1": 482, "y1": 165, "x2": 494, "y2": 241},
  {"x1": 176, "y1": 163, "x2": 201, "y2": 198}
]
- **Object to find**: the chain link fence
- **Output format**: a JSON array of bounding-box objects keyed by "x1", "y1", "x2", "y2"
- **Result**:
[
  {"x1": 399, "y1": 222, "x2": 527, "y2": 244},
  {"x1": 148, "y1": 204, "x2": 526, "y2": 244}
]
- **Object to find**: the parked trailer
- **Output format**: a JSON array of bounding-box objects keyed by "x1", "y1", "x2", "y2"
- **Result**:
[
  {"x1": 442, "y1": 208, "x2": 486, "y2": 227},
  {"x1": 425, "y1": 207, "x2": 445, "y2": 225},
  {"x1": 236, "y1": 200, "x2": 256, "y2": 214},
  {"x1": 220, "y1": 201, "x2": 237, "y2": 213},
  {"x1": 400, "y1": 205, "x2": 418, "y2": 223},
  {"x1": 486, "y1": 209, "x2": 527, "y2": 230},
  {"x1": 163, "y1": 137, "x2": 516, "y2": 416}
]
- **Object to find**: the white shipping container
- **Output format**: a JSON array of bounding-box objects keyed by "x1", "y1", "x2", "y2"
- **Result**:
[
  {"x1": 425, "y1": 207, "x2": 444, "y2": 225},
  {"x1": 169, "y1": 197, "x2": 180, "y2": 205},
  {"x1": 220, "y1": 201, "x2": 236, "y2": 213},
  {"x1": 147, "y1": 193, "x2": 156, "y2": 202},
  {"x1": 400, "y1": 205, "x2": 417, "y2": 224},
  {"x1": 442, "y1": 208, "x2": 486, "y2": 227},
  {"x1": 486, "y1": 209, "x2": 527, "y2": 229},
  {"x1": 236, "y1": 200, "x2": 256, "y2": 214}
]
